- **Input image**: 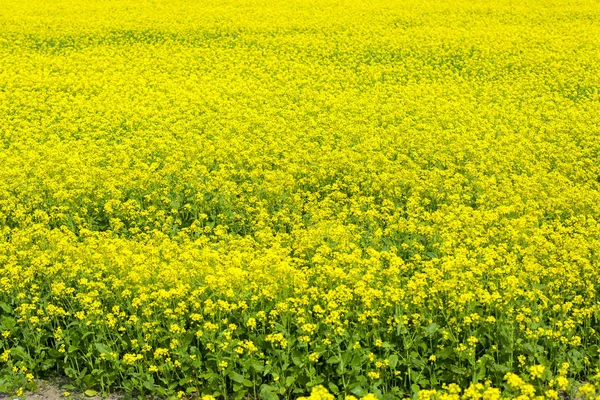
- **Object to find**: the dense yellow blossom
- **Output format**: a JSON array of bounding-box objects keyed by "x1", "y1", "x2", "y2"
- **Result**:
[{"x1": 1, "y1": 0, "x2": 600, "y2": 398}]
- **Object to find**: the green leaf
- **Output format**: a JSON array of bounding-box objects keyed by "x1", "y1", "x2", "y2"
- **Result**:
[
  {"x1": 292, "y1": 354, "x2": 304, "y2": 366},
  {"x1": 228, "y1": 371, "x2": 245, "y2": 383},
  {"x1": 326, "y1": 356, "x2": 340, "y2": 364},
  {"x1": 82, "y1": 331, "x2": 95, "y2": 340},
  {"x1": 383, "y1": 392, "x2": 400, "y2": 400},
  {"x1": 84, "y1": 390, "x2": 98, "y2": 397},
  {"x1": 41, "y1": 359, "x2": 56, "y2": 370},
  {"x1": 251, "y1": 360, "x2": 264, "y2": 372},
  {"x1": 437, "y1": 347, "x2": 454, "y2": 358},
  {"x1": 11, "y1": 346, "x2": 29, "y2": 360},
  {"x1": 411, "y1": 384, "x2": 420, "y2": 397},
  {"x1": 0, "y1": 316, "x2": 16, "y2": 330},
  {"x1": 285, "y1": 376, "x2": 295, "y2": 387},
  {"x1": 143, "y1": 381, "x2": 155, "y2": 390},
  {"x1": 260, "y1": 385, "x2": 279, "y2": 400},
  {"x1": 350, "y1": 386, "x2": 367, "y2": 397},
  {"x1": 425, "y1": 323, "x2": 439, "y2": 336},
  {"x1": 0, "y1": 302, "x2": 12, "y2": 314},
  {"x1": 450, "y1": 366, "x2": 468, "y2": 376},
  {"x1": 94, "y1": 343, "x2": 111, "y2": 355},
  {"x1": 64, "y1": 367, "x2": 77, "y2": 379},
  {"x1": 350, "y1": 354, "x2": 362, "y2": 368},
  {"x1": 327, "y1": 382, "x2": 339, "y2": 394},
  {"x1": 342, "y1": 350, "x2": 353, "y2": 365},
  {"x1": 179, "y1": 377, "x2": 191, "y2": 386},
  {"x1": 233, "y1": 389, "x2": 247, "y2": 400},
  {"x1": 389, "y1": 354, "x2": 399, "y2": 369}
]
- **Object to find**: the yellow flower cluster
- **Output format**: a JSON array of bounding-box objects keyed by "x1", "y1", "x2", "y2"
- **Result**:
[{"x1": 1, "y1": 0, "x2": 600, "y2": 398}]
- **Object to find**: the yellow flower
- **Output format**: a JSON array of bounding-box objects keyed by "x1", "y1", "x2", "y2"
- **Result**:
[
  {"x1": 3, "y1": 0, "x2": 600, "y2": 398},
  {"x1": 298, "y1": 385, "x2": 334, "y2": 400},
  {"x1": 578, "y1": 384, "x2": 596, "y2": 398},
  {"x1": 122, "y1": 353, "x2": 143, "y2": 365},
  {"x1": 529, "y1": 365, "x2": 545, "y2": 379},
  {"x1": 556, "y1": 376, "x2": 569, "y2": 390},
  {"x1": 367, "y1": 371, "x2": 380, "y2": 380},
  {"x1": 362, "y1": 395, "x2": 379, "y2": 400}
]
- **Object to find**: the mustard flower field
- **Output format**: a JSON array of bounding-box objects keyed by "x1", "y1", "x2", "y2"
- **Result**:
[{"x1": 1, "y1": 0, "x2": 600, "y2": 398}]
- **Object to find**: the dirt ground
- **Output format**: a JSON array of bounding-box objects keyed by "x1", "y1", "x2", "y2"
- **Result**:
[
  {"x1": 8, "y1": 381, "x2": 121, "y2": 400},
  {"x1": 24, "y1": 381, "x2": 67, "y2": 400}
]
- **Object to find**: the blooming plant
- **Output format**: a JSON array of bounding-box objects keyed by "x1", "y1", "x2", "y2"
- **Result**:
[{"x1": 1, "y1": 0, "x2": 600, "y2": 398}]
